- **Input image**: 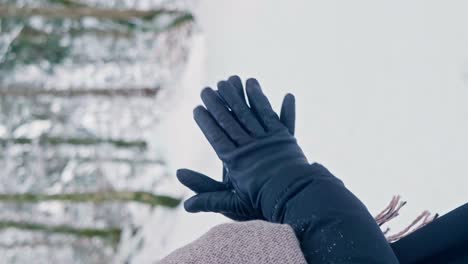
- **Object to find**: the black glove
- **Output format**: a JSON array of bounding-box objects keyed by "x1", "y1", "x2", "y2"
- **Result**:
[
  {"x1": 179, "y1": 76, "x2": 398, "y2": 263},
  {"x1": 177, "y1": 75, "x2": 296, "y2": 221}
]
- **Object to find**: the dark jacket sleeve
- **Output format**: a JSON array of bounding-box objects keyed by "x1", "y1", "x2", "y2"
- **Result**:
[
  {"x1": 266, "y1": 163, "x2": 399, "y2": 263},
  {"x1": 392, "y1": 203, "x2": 468, "y2": 264}
]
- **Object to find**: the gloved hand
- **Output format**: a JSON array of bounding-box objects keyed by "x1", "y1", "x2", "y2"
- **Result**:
[
  {"x1": 178, "y1": 76, "x2": 398, "y2": 263},
  {"x1": 177, "y1": 75, "x2": 296, "y2": 221}
]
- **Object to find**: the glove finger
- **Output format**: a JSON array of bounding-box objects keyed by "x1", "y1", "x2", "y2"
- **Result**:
[
  {"x1": 217, "y1": 80, "x2": 266, "y2": 137},
  {"x1": 184, "y1": 191, "x2": 244, "y2": 214},
  {"x1": 280, "y1": 93, "x2": 296, "y2": 135},
  {"x1": 193, "y1": 105, "x2": 236, "y2": 155},
  {"x1": 227, "y1": 75, "x2": 246, "y2": 103},
  {"x1": 184, "y1": 191, "x2": 234, "y2": 213},
  {"x1": 177, "y1": 169, "x2": 228, "y2": 193},
  {"x1": 201, "y1": 87, "x2": 252, "y2": 145},
  {"x1": 245, "y1": 78, "x2": 284, "y2": 132}
]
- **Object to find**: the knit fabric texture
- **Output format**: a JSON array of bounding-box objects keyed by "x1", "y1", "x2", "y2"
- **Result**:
[{"x1": 157, "y1": 220, "x2": 307, "y2": 264}]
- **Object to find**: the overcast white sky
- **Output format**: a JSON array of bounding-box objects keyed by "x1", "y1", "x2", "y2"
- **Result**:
[{"x1": 158, "y1": 0, "x2": 468, "y2": 256}]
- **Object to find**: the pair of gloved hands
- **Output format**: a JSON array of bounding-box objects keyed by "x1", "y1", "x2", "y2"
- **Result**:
[
  {"x1": 177, "y1": 76, "x2": 399, "y2": 263},
  {"x1": 178, "y1": 75, "x2": 296, "y2": 221}
]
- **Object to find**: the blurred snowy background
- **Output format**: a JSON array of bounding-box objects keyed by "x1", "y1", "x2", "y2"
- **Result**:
[
  {"x1": 0, "y1": 0, "x2": 194, "y2": 262},
  {"x1": 162, "y1": 0, "x2": 468, "y2": 259},
  {"x1": 2, "y1": 0, "x2": 468, "y2": 263}
]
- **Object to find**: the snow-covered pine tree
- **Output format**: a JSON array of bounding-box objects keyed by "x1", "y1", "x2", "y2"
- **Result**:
[{"x1": 0, "y1": 0, "x2": 194, "y2": 262}]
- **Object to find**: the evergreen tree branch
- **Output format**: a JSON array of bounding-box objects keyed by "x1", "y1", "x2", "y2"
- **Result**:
[
  {"x1": 0, "y1": 5, "x2": 190, "y2": 21},
  {"x1": 0, "y1": 221, "x2": 121, "y2": 245},
  {"x1": 0, "y1": 86, "x2": 160, "y2": 98},
  {"x1": 0, "y1": 238, "x2": 95, "y2": 249},
  {"x1": 73, "y1": 157, "x2": 166, "y2": 165},
  {"x1": 46, "y1": 0, "x2": 87, "y2": 7},
  {"x1": 0, "y1": 154, "x2": 165, "y2": 166},
  {"x1": 20, "y1": 25, "x2": 135, "y2": 39},
  {"x1": 0, "y1": 191, "x2": 181, "y2": 208},
  {"x1": 163, "y1": 12, "x2": 195, "y2": 31},
  {"x1": 0, "y1": 136, "x2": 147, "y2": 149}
]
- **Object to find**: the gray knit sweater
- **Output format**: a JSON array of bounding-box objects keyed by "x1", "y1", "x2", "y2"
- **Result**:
[{"x1": 158, "y1": 220, "x2": 307, "y2": 264}]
